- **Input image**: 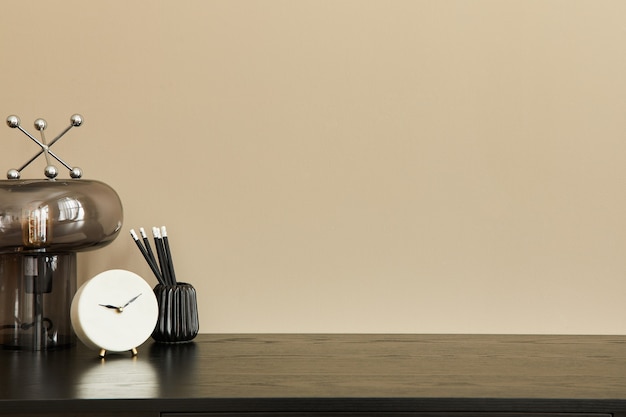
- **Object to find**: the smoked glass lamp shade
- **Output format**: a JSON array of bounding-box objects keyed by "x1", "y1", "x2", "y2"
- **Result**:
[
  {"x1": 0, "y1": 179, "x2": 122, "y2": 253},
  {"x1": 0, "y1": 179, "x2": 123, "y2": 350}
]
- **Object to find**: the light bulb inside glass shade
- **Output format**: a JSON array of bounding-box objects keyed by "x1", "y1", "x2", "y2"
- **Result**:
[
  {"x1": 0, "y1": 180, "x2": 123, "y2": 253},
  {"x1": 22, "y1": 204, "x2": 51, "y2": 248}
]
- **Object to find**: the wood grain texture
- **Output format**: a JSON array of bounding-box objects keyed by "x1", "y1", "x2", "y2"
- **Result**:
[{"x1": 2, "y1": 334, "x2": 626, "y2": 414}]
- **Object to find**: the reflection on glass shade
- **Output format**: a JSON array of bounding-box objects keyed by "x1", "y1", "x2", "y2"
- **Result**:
[{"x1": 0, "y1": 180, "x2": 123, "y2": 253}]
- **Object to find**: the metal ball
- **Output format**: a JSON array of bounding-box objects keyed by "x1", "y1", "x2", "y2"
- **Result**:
[
  {"x1": 70, "y1": 114, "x2": 83, "y2": 127},
  {"x1": 6, "y1": 115, "x2": 20, "y2": 128},
  {"x1": 34, "y1": 118, "x2": 47, "y2": 131},
  {"x1": 44, "y1": 165, "x2": 58, "y2": 179},
  {"x1": 70, "y1": 167, "x2": 83, "y2": 179},
  {"x1": 6, "y1": 169, "x2": 20, "y2": 180}
]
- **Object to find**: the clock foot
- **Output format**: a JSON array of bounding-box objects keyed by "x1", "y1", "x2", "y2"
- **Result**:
[
  {"x1": 131, "y1": 347, "x2": 138, "y2": 356},
  {"x1": 99, "y1": 349, "x2": 106, "y2": 358}
]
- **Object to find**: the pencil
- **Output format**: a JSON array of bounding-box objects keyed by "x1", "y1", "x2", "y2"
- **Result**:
[
  {"x1": 130, "y1": 229, "x2": 165, "y2": 285},
  {"x1": 139, "y1": 227, "x2": 157, "y2": 267},
  {"x1": 152, "y1": 226, "x2": 172, "y2": 286},
  {"x1": 161, "y1": 226, "x2": 177, "y2": 285}
]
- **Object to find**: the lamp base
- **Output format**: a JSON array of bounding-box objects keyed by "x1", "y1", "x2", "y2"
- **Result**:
[{"x1": 0, "y1": 253, "x2": 77, "y2": 351}]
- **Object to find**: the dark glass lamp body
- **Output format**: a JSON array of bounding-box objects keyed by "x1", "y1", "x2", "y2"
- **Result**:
[{"x1": 0, "y1": 179, "x2": 123, "y2": 350}]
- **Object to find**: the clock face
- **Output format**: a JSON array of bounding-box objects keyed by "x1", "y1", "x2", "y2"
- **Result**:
[{"x1": 71, "y1": 269, "x2": 158, "y2": 352}]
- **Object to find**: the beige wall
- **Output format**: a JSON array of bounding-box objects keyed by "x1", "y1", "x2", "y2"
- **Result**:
[{"x1": 2, "y1": 0, "x2": 626, "y2": 334}]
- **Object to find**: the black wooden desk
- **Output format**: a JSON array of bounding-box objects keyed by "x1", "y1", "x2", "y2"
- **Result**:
[{"x1": 2, "y1": 334, "x2": 626, "y2": 416}]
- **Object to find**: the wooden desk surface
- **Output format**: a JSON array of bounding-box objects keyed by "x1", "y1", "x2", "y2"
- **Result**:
[{"x1": 2, "y1": 334, "x2": 626, "y2": 415}]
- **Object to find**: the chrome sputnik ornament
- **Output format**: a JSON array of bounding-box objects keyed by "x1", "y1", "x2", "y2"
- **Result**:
[{"x1": 5, "y1": 114, "x2": 84, "y2": 180}]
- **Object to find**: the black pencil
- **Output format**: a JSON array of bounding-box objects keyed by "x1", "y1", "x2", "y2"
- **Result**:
[
  {"x1": 130, "y1": 229, "x2": 165, "y2": 285},
  {"x1": 161, "y1": 226, "x2": 177, "y2": 285},
  {"x1": 139, "y1": 227, "x2": 157, "y2": 268},
  {"x1": 152, "y1": 226, "x2": 172, "y2": 286}
]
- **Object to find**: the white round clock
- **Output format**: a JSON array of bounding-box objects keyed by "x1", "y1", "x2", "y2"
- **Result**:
[{"x1": 71, "y1": 269, "x2": 158, "y2": 358}]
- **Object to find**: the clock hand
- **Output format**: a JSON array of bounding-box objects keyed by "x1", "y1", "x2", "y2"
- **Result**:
[
  {"x1": 121, "y1": 293, "x2": 143, "y2": 310},
  {"x1": 99, "y1": 303, "x2": 121, "y2": 310},
  {"x1": 98, "y1": 293, "x2": 142, "y2": 313}
]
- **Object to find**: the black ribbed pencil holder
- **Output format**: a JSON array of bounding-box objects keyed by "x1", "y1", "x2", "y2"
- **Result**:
[{"x1": 152, "y1": 283, "x2": 199, "y2": 343}]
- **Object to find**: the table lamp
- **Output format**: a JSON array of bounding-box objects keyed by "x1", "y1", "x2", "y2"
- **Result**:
[{"x1": 0, "y1": 115, "x2": 123, "y2": 351}]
